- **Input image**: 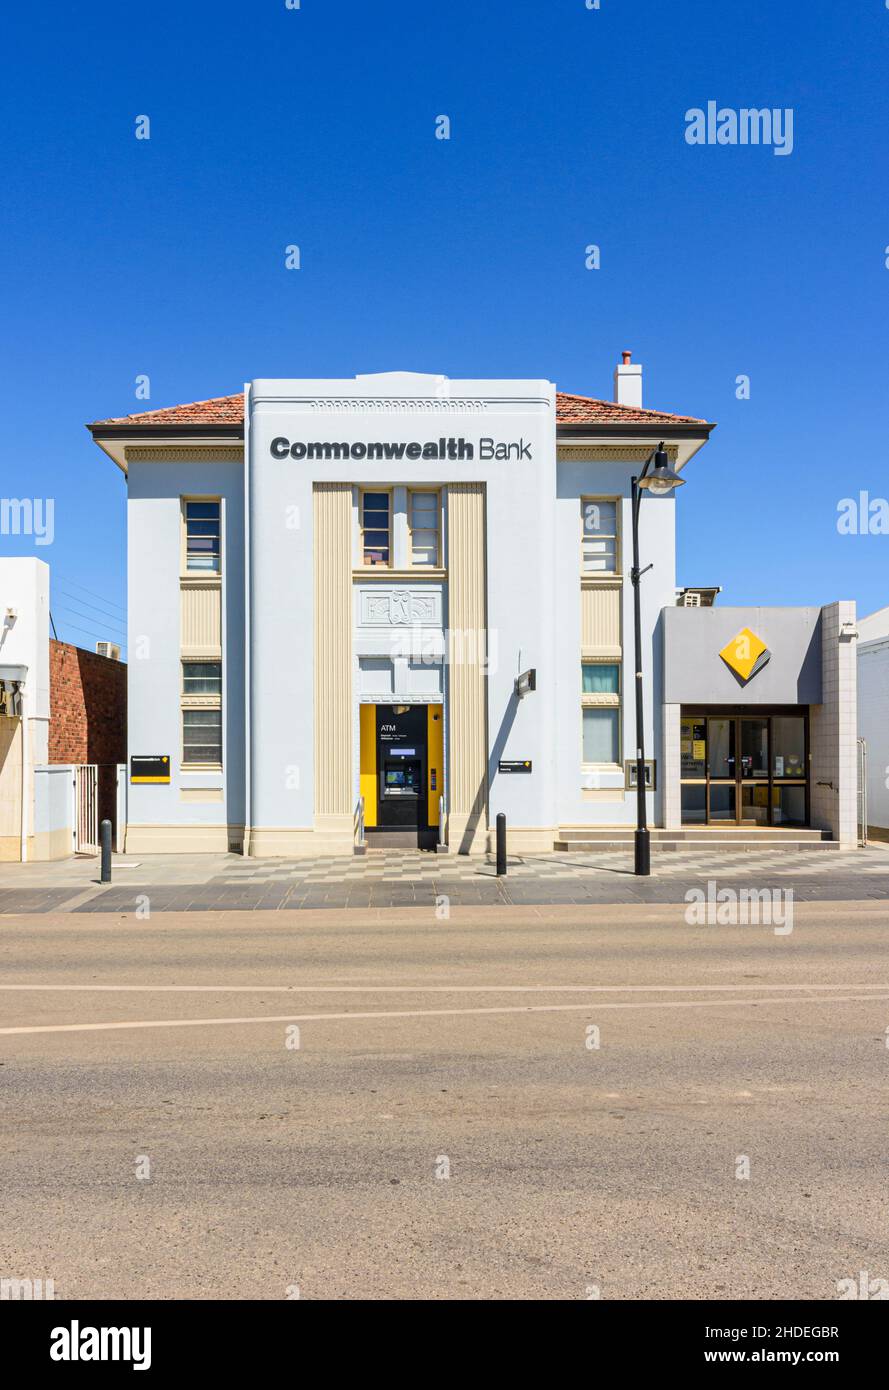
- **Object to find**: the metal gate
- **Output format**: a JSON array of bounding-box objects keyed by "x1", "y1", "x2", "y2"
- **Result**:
[
  {"x1": 74, "y1": 764, "x2": 99, "y2": 855},
  {"x1": 857, "y1": 737, "x2": 868, "y2": 847}
]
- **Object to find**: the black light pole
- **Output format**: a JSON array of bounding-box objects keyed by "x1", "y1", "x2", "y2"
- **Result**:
[{"x1": 630, "y1": 442, "x2": 686, "y2": 876}]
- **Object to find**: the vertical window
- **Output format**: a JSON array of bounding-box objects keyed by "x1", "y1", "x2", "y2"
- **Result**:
[
  {"x1": 361, "y1": 491, "x2": 391, "y2": 566},
  {"x1": 581, "y1": 498, "x2": 618, "y2": 574},
  {"x1": 185, "y1": 500, "x2": 221, "y2": 573},
  {"x1": 409, "y1": 490, "x2": 440, "y2": 567},
  {"x1": 581, "y1": 661, "x2": 621, "y2": 765},
  {"x1": 182, "y1": 660, "x2": 222, "y2": 766},
  {"x1": 582, "y1": 708, "x2": 620, "y2": 764}
]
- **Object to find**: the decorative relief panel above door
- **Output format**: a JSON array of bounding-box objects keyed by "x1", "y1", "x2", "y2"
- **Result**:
[{"x1": 358, "y1": 586, "x2": 443, "y2": 628}]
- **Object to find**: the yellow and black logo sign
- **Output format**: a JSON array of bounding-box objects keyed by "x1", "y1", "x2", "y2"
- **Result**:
[
  {"x1": 719, "y1": 628, "x2": 771, "y2": 683},
  {"x1": 131, "y1": 755, "x2": 171, "y2": 784}
]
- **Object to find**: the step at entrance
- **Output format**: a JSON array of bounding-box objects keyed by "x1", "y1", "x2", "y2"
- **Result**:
[{"x1": 554, "y1": 827, "x2": 838, "y2": 852}]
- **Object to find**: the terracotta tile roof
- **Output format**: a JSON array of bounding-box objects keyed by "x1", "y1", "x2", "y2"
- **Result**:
[
  {"x1": 555, "y1": 391, "x2": 709, "y2": 426},
  {"x1": 88, "y1": 390, "x2": 710, "y2": 430},
  {"x1": 87, "y1": 394, "x2": 245, "y2": 429}
]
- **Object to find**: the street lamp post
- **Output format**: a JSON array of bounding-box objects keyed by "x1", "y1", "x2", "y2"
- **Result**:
[{"x1": 630, "y1": 441, "x2": 686, "y2": 876}]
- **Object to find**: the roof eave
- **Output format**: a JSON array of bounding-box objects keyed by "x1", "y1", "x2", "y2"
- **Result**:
[
  {"x1": 557, "y1": 420, "x2": 716, "y2": 470},
  {"x1": 86, "y1": 423, "x2": 244, "y2": 476},
  {"x1": 556, "y1": 421, "x2": 714, "y2": 438},
  {"x1": 86, "y1": 422, "x2": 245, "y2": 439}
]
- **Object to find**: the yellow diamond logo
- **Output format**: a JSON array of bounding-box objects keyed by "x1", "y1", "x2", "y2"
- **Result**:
[{"x1": 719, "y1": 627, "x2": 771, "y2": 683}]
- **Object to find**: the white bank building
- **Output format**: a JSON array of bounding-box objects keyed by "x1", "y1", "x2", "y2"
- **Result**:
[{"x1": 89, "y1": 356, "x2": 859, "y2": 856}]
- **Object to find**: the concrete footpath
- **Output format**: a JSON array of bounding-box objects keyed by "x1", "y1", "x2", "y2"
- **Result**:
[{"x1": 1, "y1": 845, "x2": 888, "y2": 913}]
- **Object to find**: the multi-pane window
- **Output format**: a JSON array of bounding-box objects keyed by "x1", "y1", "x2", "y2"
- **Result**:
[
  {"x1": 185, "y1": 500, "x2": 221, "y2": 573},
  {"x1": 581, "y1": 661, "x2": 621, "y2": 765},
  {"x1": 182, "y1": 661, "x2": 222, "y2": 766},
  {"x1": 183, "y1": 709, "x2": 222, "y2": 765},
  {"x1": 183, "y1": 661, "x2": 222, "y2": 697},
  {"x1": 581, "y1": 498, "x2": 618, "y2": 574},
  {"x1": 409, "y1": 490, "x2": 440, "y2": 567},
  {"x1": 361, "y1": 491, "x2": 391, "y2": 566}
]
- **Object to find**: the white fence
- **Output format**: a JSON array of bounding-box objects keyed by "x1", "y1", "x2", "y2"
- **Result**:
[
  {"x1": 116, "y1": 763, "x2": 127, "y2": 853},
  {"x1": 73, "y1": 764, "x2": 99, "y2": 856}
]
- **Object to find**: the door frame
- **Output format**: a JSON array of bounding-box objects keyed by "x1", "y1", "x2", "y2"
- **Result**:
[{"x1": 680, "y1": 708, "x2": 810, "y2": 828}]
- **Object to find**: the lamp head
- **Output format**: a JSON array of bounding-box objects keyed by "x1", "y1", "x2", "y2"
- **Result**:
[{"x1": 639, "y1": 443, "x2": 685, "y2": 495}]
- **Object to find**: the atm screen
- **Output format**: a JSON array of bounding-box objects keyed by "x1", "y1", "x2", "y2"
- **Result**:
[{"x1": 383, "y1": 759, "x2": 421, "y2": 795}]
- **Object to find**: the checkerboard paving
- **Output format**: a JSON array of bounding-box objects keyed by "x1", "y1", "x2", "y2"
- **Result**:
[{"x1": 210, "y1": 847, "x2": 889, "y2": 884}]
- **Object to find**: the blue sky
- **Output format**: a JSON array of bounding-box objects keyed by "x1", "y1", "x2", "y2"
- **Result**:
[{"x1": 2, "y1": 0, "x2": 888, "y2": 653}]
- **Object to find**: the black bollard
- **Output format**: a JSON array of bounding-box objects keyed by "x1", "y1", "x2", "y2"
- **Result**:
[
  {"x1": 100, "y1": 819, "x2": 112, "y2": 883},
  {"x1": 496, "y1": 813, "x2": 507, "y2": 876}
]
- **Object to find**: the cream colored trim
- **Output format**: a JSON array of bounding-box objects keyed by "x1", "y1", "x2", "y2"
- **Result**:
[
  {"x1": 180, "y1": 787, "x2": 224, "y2": 803},
  {"x1": 29, "y1": 827, "x2": 73, "y2": 862},
  {"x1": 181, "y1": 585, "x2": 222, "y2": 656},
  {"x1": 447, "y1": 483, "x2": 487, "y2": 854},
  {"x1": 559, "y1": 445, "x2": 680, "y2": 462},
  {"x1": 244, "y1": 822, "x2": 353, "y2": 857},
  {"x1": 180, "y1": 574, "x2": 222, "y2": 590},
  {"x1": 484, "y1": 825, "x2": 557, "y2": 854},
  {"x1": 581, "y1": 583, "x2": 621, "y2": 654},
  {"x1": 314, "y1": 483, "x2": 353, "y2": 820},
  {"x1": 126, "y1": 446, "x2": 243, "y2": 463},
  {"x1": 353, "y1": 567, "x2": 448, "y2": 582},
  {"x1": 124, "y1": 824, "x2": 237, "y2": 853}
]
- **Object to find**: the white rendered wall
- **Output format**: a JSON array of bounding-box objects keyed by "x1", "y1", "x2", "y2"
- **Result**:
[
  {"x1": 858, "y1": 635, "x2": 889, "y2": 834},
  {"x1": 126, "y1": 460, "x2": 245, "y2": 837},
  {"x1": 247, "y1": 373, "x2": 557, "y2": 840},
  {"x1": 554, "y1": 463, "x2": 676, "y2": 828}
]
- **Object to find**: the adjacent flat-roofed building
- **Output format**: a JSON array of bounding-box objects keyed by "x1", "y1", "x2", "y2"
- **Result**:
[
  {"x1": 87, "y1": 355, "x2": 858, "y2": 855},
  {"x1": 857, "y1": 605, "x2": 889, "y2": 841}
]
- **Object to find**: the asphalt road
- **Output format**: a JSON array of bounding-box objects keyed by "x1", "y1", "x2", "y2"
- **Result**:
[{"x1": 0, "y1": 902, "x2": 887, "y2": 1301}]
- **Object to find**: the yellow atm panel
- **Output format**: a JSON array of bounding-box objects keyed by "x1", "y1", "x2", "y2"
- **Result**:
[
  {"x1": 359, "y1": 703, "x2": 377, "y2": 827},
  {"x1": 427, "y1": 704, "x2": 443, "y2": 827}
]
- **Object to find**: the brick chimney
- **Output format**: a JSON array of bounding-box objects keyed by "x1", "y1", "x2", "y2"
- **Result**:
[{"x1": 613, "y1": 350, "x2": 642, "y2": 408}]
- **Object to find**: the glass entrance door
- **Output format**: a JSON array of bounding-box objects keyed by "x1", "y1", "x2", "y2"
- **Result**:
[
  {"x1": 706, "y1": 717, "x2": 736, "y2": 823},
  {"x1": 738, "y1": 718, "x2": 769, "y2": 825},
  {"x1": 680, "y1": 713, "x2": 809, "y2": 827}
]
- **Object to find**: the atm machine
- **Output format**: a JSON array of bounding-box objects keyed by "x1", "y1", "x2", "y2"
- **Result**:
[
  {"x1": 375, "y1": 704, "x2": 430, "y2": 847},
  {"x1": 381, "y1": 754, "x2": 424, "y2": 824}
]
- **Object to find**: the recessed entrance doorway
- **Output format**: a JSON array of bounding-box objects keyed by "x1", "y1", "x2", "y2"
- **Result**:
[
  {"x1": 680, "y1": 710, "x2": 809, "y2": 827},
  {"x1": 360, "y1": 702, "x2": 444, "y2": 849}
]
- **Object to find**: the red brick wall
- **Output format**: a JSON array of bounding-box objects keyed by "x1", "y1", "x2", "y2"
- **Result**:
[
  {"x1": 49, "y1": 642, "x2": 127, "y2": 828},
  {"x1": 49, "y1": 641, "x2": 127, "y2": 765}
]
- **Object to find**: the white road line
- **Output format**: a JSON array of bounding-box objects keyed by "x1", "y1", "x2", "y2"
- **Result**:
[
  {"x1": 1, "y1": 994, "x2": 886, "y2": 1037},
  {"x1": 0, "y1": 983, "x2": 887, "y2": 994}
]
